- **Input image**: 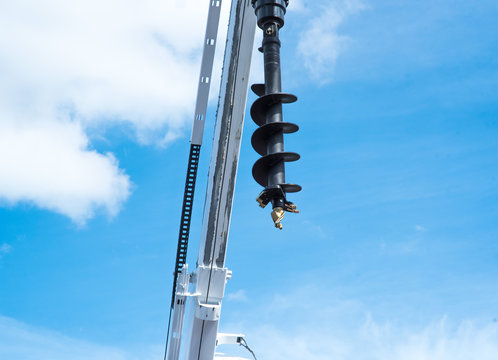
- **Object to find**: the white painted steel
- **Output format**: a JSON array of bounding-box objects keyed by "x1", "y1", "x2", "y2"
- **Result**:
[
  {"x1": 167, "y1": 265, "x2": 190, "y2": 360},
  {"x1": 167, "y1": 2, "x2": 224, "y2": 357},
  {"x1": 197, "y1": 0, "x2": 256, "y2": 269},
  {"x1": 216, "y1": 333, "x2": 245, "y2": 346},
  {"x1": 191, "y1": 0, "x2": 224, "y2": 146},
  {"x1": 186, "y1": 0, "x2": 257, "y2": 359}
]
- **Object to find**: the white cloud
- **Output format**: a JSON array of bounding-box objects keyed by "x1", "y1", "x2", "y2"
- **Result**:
[
  {"x1": 0, "y1": 119, "x2": 131, "y2": 224},
  {"x1": 302, "y1": 220, "x2": 328, "y2": 239},
  {"x1": 3, "y1": 286, "x2": 498, "y2": 360},
  {"x1": 0, "y1": 316, "x2": 158, "y2": 360},
  {"x1": 287, "y1": 0, "x2": 307, "y2": 13},
  {"x1": 0, "y1": 0, "x2": 212, "y2": 131},
  {"x1": 0, "y1": 0, "x2": 233, "y2": 221},
  {"x1": 0, "y1": 243, "x2": 12, "y2": 258},
  {"x1": 296, "y1": 0, "x2": 367, "y2": 83},
  {"x1": 222, "y1": 285, "x2": 498, "y2": 360},
  {"x1": 246, "y1": 317, "x2": 498, "y2": 360},
  {"x1": 226, "y1": 289, "x2": 248, "y2": 302},
  {"x1": 415, "y1": 224, "x2": 427, "y2": 232}
]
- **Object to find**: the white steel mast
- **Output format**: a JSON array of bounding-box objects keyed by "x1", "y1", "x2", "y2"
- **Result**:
[{"x1": 165, "y1": 1, "x2": 256, "y2": 359}]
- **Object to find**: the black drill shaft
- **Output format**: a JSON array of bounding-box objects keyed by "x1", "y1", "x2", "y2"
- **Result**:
[
  {"x1": 263, "y1": 22, "x2": 285, "y2": 208},
  {"x1": 251, "y1": 0, "x2": 301, "y2": 228}
]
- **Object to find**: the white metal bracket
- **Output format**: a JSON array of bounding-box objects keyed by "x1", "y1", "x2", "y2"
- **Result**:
[
  {"x1": 216, "y1": 333, "x2": 244, "y2": 346},
  {"x1": 196, "y1": 301, "x2": 222, "y2": 321}
]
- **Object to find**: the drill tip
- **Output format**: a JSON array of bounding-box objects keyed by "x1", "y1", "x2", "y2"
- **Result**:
[{"x1": 271, "y1": 207, "x2": 285, "y2": 230}]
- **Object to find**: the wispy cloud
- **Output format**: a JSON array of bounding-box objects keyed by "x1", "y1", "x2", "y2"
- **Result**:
[
  {"x1": 287, "y1": 0, "x2": 306, "y2": 12},
  {"x1": 302, "y1": 220, "x2": 328, "y2": 239},
  {"x1": 415, "y1": 224, "x2": 427, "y2": 232},
  {"x1": 379, "y1": 238, "x2": 419, "y2": 255},
  {"x1": 296, "y1": 0, "x2": 367, "y2": 84},
  {"x1": 247, "y1": 317, "x2": 498, "y2": 360},
  {"x1": 226, "y1": 289, "x2": 248, "y2": 302},
  {"x1": 0, "y1": 243, "x2": 12, "y2": 258},
  {"x1": 0, "y1": 316, "x2": 158, "y2": 360},
  {"x1": 224, "y1": 285, "x2": 498, "y2": 360}
]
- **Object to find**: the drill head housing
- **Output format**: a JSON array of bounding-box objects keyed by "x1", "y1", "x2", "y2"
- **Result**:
[{"x1": 252, "y1": 0, "x2": 289, "y2": 28}]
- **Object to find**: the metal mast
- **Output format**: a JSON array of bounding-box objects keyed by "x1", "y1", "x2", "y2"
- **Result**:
[
  {"x1": 169, "y1": 0, "x2": 224, "y2": 311},
  {"x1": 186, "y1": 0, "x2": 256, "y2": 358},
  {"x1": 165, "y1": 1, "x2": 223, "y2": 359},
  {"x1": 165, "y1": 1, "x2": 257, "y2": 359}
]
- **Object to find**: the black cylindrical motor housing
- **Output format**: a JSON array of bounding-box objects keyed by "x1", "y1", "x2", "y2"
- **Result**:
[{"x1": 252, "y1": 0, "x2": 288, "y2": 28}]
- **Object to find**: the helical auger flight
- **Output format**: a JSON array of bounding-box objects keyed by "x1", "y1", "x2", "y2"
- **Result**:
[{"x1": 251, "y1": 0, "x2": 301, "y2": 229}]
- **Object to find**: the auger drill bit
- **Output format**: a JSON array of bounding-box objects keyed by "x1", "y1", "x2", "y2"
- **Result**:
[{"x1": 251, "y1": 0, "x2": 301, "y2": 229}]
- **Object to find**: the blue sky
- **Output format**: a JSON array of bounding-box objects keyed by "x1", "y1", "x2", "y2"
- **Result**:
[{"x1": 1, "y1": 0, "x2": 498, "y2": 359}]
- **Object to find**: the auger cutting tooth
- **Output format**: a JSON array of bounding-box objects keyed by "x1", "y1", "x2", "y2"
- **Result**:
[
  {"x1": 271, "y1": 207, "x2": 285, "y2": 230},
  {"x1": 284, "y1": 201, "x2": 298, "y2": 213},
  {"x1": 251, "y1": 0, "x2": 301, "y2": 229}
]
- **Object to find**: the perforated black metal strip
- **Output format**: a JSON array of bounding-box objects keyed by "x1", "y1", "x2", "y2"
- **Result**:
[{"x1": 170, "y1": 144, "x2": 201, "y2": 308}]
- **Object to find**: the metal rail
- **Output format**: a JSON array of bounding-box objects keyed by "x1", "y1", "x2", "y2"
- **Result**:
[
  {"x1": 170, "y1": 144, "x2": 201, "y2": 308},
  {"x1": 169, "y1": 0, "x2": 224, "y2": 311},
  {"x1": 164, "y1": 1, "x2": 224, "y2": 359}
]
